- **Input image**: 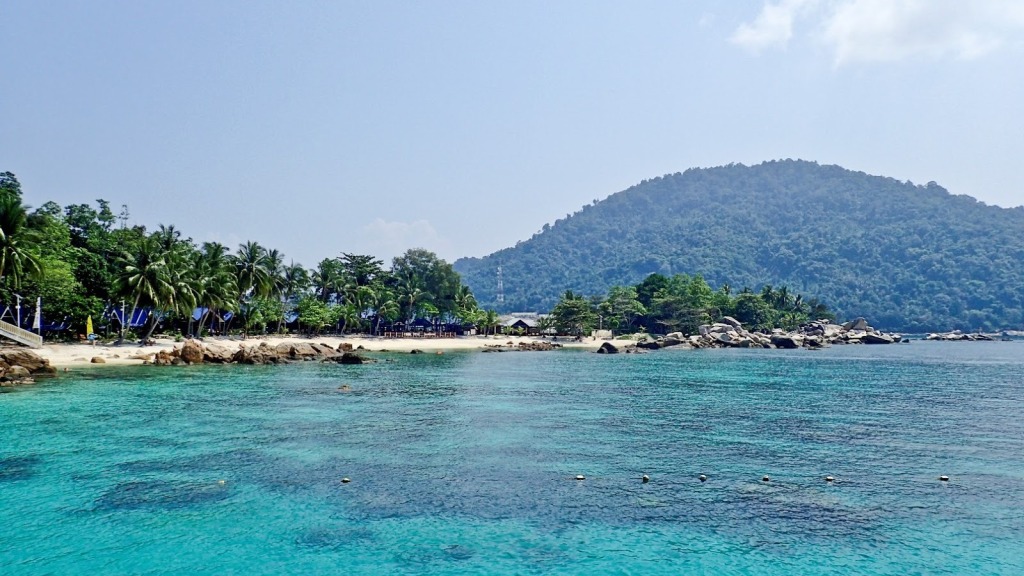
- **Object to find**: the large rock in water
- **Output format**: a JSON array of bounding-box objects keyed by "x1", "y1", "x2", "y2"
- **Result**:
[
  {"x1": 0, "y1": 348, "x2": 53, "y2": 374},
  {"x1": 770, "y1": 334, "x2": 803, "y2": 349},
  {"x1": 337, "y1": 352, "x2": 369, "y2": 364},
  {"x1": 862, "y1": 333, "x2": 894, "y2": 344},
  {"x1": 597, "y1": 342, "x2": 619, "y2": 354}
]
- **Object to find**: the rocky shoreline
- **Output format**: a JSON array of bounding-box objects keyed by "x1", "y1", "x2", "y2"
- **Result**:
[
  {"x1": 597, "y1": 317, "x2": 906, "y2": 353},
  {"x1": 0, "y1": 348, "x2": 58, "y2": 385}
]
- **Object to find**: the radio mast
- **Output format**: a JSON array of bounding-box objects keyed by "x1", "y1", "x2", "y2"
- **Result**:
[{"x1": 496, "y1": 266, "x2": 504, "y2": 304}]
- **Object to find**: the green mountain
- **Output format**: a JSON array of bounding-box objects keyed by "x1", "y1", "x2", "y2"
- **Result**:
[{"x1": 454, "y1": 160, "x2": 1024, "y2": 332}]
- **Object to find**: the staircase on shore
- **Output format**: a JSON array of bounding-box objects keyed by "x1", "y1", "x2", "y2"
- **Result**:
[{"x1": 0, "y1": 320, "x2": 42, "y2": 348}]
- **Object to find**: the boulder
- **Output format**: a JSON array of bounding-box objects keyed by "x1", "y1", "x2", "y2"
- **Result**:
[
  {"x1": 596, "y1": 342, "x2": 619, "y2": 354},
  {"x1": 232, "y1": 342, "x2": 282, "y2": 365},
  {"x1": 90, "y1": 357, "x2": 106, "y2": 364},
  {"x1": 862, "y1": 333, "x2": 894, "y2": 344},
  {"x1": 154, "y1": 350, "x2": 174, "y2": 365},
  {"x1": 275, "y1": 342, "x2": 319, "y2": 360},
  {"x1": 6, "y1": 365, "x2": 31, "y2": 379},
  {"x1": 842, "y1": 317, "x2": 870, "y2": 332},
  {"x1": 202, "y1": 343, "x2": 235, "y2": 364},
  {"x1": 180, "y1": 340, "x2": 204, "y2": 364},
  {"x1": 311, "y1": 343, "x2": 339, "y2": 357},
  {"x1": 720, "y1": 316, "x2": 743, "y2": 328},
  {"x1": 661, "y1": 336, "x2": 683, "y2": 348},
  {"x1": 337, "y1": 352, "x2": 369, "y2": 364},
  {"x1": 0, "y1": 348, "x2": 51, "y2": 374},
  {"x1": 769, "y1": 334, "x2": 803, "y2": 349}
]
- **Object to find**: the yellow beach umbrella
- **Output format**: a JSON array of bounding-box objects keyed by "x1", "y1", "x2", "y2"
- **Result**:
[{"x1": 86, "y1": 315, "x2": 94, "y2": 336}]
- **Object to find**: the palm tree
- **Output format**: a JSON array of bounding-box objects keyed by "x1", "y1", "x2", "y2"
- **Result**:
[
  {"x1": 193, "y1": 242, "x2": 237, "y2": 336},
  {"x1": 276, "y1": 260, "x2": 308, "y2": 333},
  {"x1": 233, "y1": 241, "x2": 271, "y2": 297},
  {"x1": 265, "y1": 249, "x2": 286, "y2": 299},
  {"x1": 310, "y1": 258, "x2": 343, "y2": 303},
  {"x1": 0, "y1": 195, "x2": 43, "y2": 289},
  {"x1": 373, "y1": 294, "x2": 399, "y2": 335},
  {"x1": 114, "y1": 235, "x2": 171, "y2": 342}
]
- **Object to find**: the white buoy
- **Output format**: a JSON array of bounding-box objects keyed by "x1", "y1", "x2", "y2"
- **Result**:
[
  {"x1": 699, "y1": 474, "x2": 707, "y2": 482},
  {"x1": 825, "y1": 476, "x2": 834, "y2": 482},
  {"x1": 217, "y1": 479, "x2": 226, "y2": 485},
  {"x1": 341, "y1": 477, "x2": 351, "y2": 484},
  {"x1": 641, "y1": 474, "x2": 650, "y2": 483},
  {"x1": 762, "y1": 475, "x2": 771, "y2": 482},
  {"x1": 939, "y1": 475, "x2": 949, "y2": 482},
  {"x1": 575, "y1": 475, "x2": 586, "y2": 481}
]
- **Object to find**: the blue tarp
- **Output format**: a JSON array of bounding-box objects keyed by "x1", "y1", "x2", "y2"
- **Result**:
[
  {"x1": 192, "y1": 308, "x2": 233, "y2": 323},
  {"x1": 108, "y1": 307, "x2": 151, "y2": 328}
]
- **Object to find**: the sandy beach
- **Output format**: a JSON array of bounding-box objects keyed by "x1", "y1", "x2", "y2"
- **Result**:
[{"x1": 35, "y1": 334, "x2": 617, "y2": 368}]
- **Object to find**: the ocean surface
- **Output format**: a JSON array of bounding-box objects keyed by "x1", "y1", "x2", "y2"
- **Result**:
[{"x1": 2, "y1": 342, "x2": 1023, "y2": 575}]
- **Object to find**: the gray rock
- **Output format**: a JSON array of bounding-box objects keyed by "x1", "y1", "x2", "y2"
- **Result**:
[
  {"x1": 842, "y1": 317, "x2": 870, "y2": 331},
  {"x1": 770, "y1": 334, "x2": 803, "y2": 349},
  {"x1": 720, "y1": 316, "x2": 743, "y2": 328}
]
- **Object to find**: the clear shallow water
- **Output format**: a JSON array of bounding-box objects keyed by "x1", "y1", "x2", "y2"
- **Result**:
[{"x1": 2, "y1": 342, "x2": 1023, "y2": 575}]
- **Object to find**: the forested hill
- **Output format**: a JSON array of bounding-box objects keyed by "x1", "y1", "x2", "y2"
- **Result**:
[{"x1": 453, "y1": 160, "x2": 1024, "y2": 332}]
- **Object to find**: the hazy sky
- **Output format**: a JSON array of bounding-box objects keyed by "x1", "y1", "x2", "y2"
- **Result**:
[{"x1": 3, "y1": 1, "x2": 1023, "y2": 267}]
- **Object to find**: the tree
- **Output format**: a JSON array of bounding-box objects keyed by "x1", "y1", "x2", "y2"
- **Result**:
[
  {"x1": 390, "y1": 248, "x2": 463, "y2": 320},
  {"x1": 193, "y1": 242, "x2": 238, "y2": 337},
  {"x1": 296, "y1": 296, "x2": 336, "y2": 335},
  {"x1": 599, "y1": 285, "x2": 646, "y2": 333},
  {"x1": 234, "y1": 241, "x2": 271, "y2": 300},
  {"x1": 551, "y1": 291, "x2": 596, "y2": 337},
  {"x1": 0, "y1": 195, "x2": 43, "y2": 290},
  {"x1": 731, "y1": 293, "x2": 774, "y2": 331},
  {"x1": 114, "y1": 235, "x2": 172, "y2": 341},
  {"x1": 0, "y1": 172, "x2": 23, "y2": 201}
]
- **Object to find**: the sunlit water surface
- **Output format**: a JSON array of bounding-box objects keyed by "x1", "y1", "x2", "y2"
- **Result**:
[{"x1": 2, "y1": 342, "x2": 1023, "y2": 575}]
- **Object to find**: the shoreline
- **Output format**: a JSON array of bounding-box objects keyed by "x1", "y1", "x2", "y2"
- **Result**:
[{"x1": 34, "y1": 334, "x2": 615, "y2": 368}]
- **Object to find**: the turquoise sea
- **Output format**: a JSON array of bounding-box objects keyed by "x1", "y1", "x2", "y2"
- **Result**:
[{"x1": 2, "y1": 342, "x2": 1023, "y2": 575}]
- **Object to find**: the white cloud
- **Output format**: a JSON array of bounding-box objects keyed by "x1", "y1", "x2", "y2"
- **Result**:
[
  {"x1": 359, "y1": 218, "x2": 455, "y2": 263},
  {"x1": 824, "y1": 0, "x2": 1024, "y2": 64},
  {"x1": 732, "y1": 0, "x2": 1024, "y2": 63},
  {"x1": 730, "y1": 0, "x2": 818, "y2": 52}
]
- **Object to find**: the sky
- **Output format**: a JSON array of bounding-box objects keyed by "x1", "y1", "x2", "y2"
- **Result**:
[{"x1": 3, "y1": 0, "x2": 1023, "y2": 268}]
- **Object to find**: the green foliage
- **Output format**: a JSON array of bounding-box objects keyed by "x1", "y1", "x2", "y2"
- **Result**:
[
  {"x1": 242, "y1": 297, "x2": 284, "y2": 335},
  {"x1": 456, "y1": 160, "x2": 1024, "y2": 331},
  {"x1": 731, "y1": 293, "x2": 774, "y2": 331},
  {"x1": 389, "y1": 248, "x2": 463, "y2": 321},
  {"x1": 0, "y1": 171, "x2": 472, "y2": 341},
  {"x1": 589, "y1": 274, "x2": 830, "y2": 335},
  {"x1": 296, "y1": 296, "x2": 336, "y2": 334},
  {"x1": 551, "y1": 290, "x2": 597, "y2": 336}
]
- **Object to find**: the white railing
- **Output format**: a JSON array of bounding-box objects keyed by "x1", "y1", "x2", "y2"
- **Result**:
[{"x1": 0, "y1": 320, "x2": 43, "y2": 348}]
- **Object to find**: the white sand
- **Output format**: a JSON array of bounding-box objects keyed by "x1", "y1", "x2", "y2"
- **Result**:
[{"x1": 37, "y1": 334, "x2": 618, "y2": 368}]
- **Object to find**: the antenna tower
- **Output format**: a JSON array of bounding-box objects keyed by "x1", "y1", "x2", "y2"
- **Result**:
[{"x1": 496, "y1": 266, "x2": 504, "y2": 304}]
